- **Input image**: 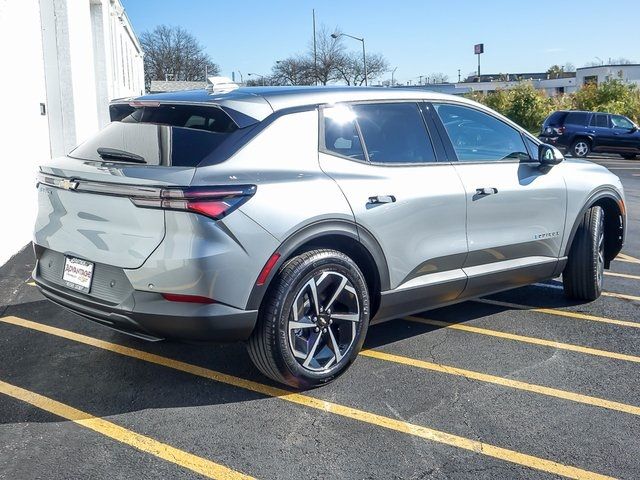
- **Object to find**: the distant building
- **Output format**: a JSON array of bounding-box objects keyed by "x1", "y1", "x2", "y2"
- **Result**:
[
  {"x1": 576, "y1": 64, "x2": 640, "y2": 87},
  {"x1": 455, "y1": 72, "x2": 578, "y2": 96},
  {"x1": 0, "y1": 0, "x2": 144, "y2": 266}
]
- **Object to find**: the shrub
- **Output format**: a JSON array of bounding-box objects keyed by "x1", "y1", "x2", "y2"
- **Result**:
[{"x1": 465, "y1": 79, "x2": 640, "y2": 132}]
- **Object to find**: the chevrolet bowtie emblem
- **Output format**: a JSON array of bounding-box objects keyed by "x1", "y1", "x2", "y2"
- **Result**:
[{"x1": 58, "y1": 179, "x2": 79, "y2": 190}]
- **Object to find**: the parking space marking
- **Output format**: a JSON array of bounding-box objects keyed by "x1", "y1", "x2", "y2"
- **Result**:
[
  {"x1": 602, "y1": 291, "x2": 640, "y2": 302},
  {"x1": 616, "y1": 253, "x2": 640, "y2": 264},
  {"x1": 360, "y1": 349, "x2": 640, "y2": 416},
  {"x1": 26, "y1": 281, "x2": 35, "y2": 287},
  {"x1": 405, "y1": 316, "x2": 640, "y2": 364},
  {"x1": 0, "y1": 316, "x2": 614, "y2": 480},
  {"x1": 605, "y1": 271, "x2": 640, "y2": 281},
  {"x1": 0, "y1": 380, "x2": 255, "y2": 480},
  {"x1": 475, "y1": 298, "x2": 640, "y2": 329}
]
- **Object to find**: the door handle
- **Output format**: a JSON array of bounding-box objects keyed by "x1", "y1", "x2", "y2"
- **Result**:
[
  {"x1": 368, "y1": 195, "x2": 396, "y2": 204},
  {"x1": 475, "y1": 187, "x2": 498, "y2": 196}
]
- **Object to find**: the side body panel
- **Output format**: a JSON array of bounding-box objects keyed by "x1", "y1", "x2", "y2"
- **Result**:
[
  {"x1": 191, "y1": 109, "x2": 355, "y2": 242},
  {"x1": 452, "y1": 161, "x2": 567, "y2": 297},
  {"x1": 319, "y1": 153, "x2": 469, "y2": 308}
]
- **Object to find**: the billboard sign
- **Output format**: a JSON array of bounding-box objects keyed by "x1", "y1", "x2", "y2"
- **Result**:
[{"x1": 474, "y1": 43, "x2": 484, "y2": 55}]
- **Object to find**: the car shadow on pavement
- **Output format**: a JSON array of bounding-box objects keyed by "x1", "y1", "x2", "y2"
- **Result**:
[{"x1": 0, "y1": 273, "x2": 592, "y2": 425}]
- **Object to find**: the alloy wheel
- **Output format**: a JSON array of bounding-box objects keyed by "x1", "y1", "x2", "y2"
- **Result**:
[
  {"x1": 287, "y1": 271, "x2": 360, "y2": 372},
  {"x1": 574, "y1": 141, "x2": 589, "y2": 157},
  {"x1": 596, "y1": 215, "x2": 605, "y2": 289}
]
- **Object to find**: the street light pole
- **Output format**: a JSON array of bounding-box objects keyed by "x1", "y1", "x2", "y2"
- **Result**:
[
  {"x1": 331, "y1": 32, "x2": 368, "y2": 86},
  {"x1": 391, "y1": 67, "x2": 397, "y2": 86},
  {"x1": 248, "y1": 73, "x2": 266, "y2": 86}
]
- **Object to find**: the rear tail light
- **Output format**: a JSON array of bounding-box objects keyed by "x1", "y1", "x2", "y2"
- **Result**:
[{"x1": 131, "y1": 185, "x2": 256, "y2": 220}]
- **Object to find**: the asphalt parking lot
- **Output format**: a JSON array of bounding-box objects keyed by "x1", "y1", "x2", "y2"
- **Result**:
[{"x1": 1, "y1": 155, "x2": 639, "y2": 480}]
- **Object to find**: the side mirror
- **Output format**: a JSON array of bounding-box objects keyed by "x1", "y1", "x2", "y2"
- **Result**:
[
  {"x1": 538, "y1": 143, "x2": 564, "y2": 166},
  {"x1": 630, "y1": 125, "x2": 638, "y2": 133}
]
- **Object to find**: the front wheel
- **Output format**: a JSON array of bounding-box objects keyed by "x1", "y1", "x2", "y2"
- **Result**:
[
  {"x1": 248, "y1": 249, "x2": 370, "y2": 389},
  {"x1": 563, "y1": 206, "x2": 605, "y2": 301},
  {"x1": 570, "y1": 139, "x2": 591, "y2": 158}
]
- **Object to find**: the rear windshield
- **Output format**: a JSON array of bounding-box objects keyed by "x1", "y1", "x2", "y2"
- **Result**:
[
  {"x1": 70, "y1": 104, "x2": 239, "y2": 167},
  {"x1": 544, "y1": 111, "x2": 567, "y2": 126}
]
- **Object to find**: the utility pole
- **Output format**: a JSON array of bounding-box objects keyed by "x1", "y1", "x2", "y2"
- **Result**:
[
  {"x1": 458, "y1": 69, "x2": 461, "y2": 83},
  {"x1": 312, "y1": 9, "x2": 318, "y2": 86}
]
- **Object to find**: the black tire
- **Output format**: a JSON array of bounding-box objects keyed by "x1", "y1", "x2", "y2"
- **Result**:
[
  {"x1": 563, "y1": 206, "x2": 605, "y2": 301},
  {"x1": 621, "y1": 153, "x2": 638, "y2": 160},
  {"x1": 247, "y1": 249, "x2": 370, "y2": 389},
  {"x1": 570, "y1": 139, "x2": 591, "y2": 158}
]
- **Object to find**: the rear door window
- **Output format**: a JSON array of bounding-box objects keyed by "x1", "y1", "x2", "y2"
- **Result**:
[
  {"x1": 71, "y1": 104, "x2": 239, "y2": 167},
  {"x1": 590, "y1": 114, "x2": 609, "y2": 128},
  {"x1": 351, "y1": 103, "x2": 436, "y2": 164}
]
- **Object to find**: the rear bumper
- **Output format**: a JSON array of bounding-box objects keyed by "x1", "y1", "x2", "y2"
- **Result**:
[
  {"x1": 538, "y1": 136, "x2": 569, "y2": 151},
  {"x1": 33, "y1": 270, "x2": 258, "y2": 343}
]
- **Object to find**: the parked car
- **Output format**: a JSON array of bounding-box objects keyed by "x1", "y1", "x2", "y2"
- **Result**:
[
  {"x1": 33, "y1": 87, "x2": 626, "y2": 388},
  {"x1": 539, "y1": 110, "x2": 640, "y2": 159}
]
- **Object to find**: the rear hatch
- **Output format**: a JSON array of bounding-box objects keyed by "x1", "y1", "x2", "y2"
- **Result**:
[{"x1": 35, "y1": 103, "x2": 248, "y2": 269}]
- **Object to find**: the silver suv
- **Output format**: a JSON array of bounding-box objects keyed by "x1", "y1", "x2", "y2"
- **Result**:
[{"x1": 34, "y1": 87, "x2": 626, "y2": 388}]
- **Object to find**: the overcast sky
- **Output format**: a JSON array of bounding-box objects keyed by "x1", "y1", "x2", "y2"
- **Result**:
[{"x1": 123, "y1": 0, "x2": 640, "y2": 84}]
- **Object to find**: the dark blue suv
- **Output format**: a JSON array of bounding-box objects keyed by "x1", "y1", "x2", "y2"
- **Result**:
[{"x1": 539, "y1": 110, "x2": 640, "y2": 159}]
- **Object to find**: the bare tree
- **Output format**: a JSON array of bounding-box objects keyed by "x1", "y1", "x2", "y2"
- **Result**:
[
  {"x1": 335, "y1": 52, "x2": 389, "y2": 86},
  {"x1": 311, "y1": 26, "x2": 346, "y2": 85},
  {"x1": 140, "y1": 25, "x2": 220, "y2": 87},
  {"x1": 271, "y1": 56, "x2": 315, "y2": 85},
  {"x1": 428, "y1": 72, "x2": 449, "y2": 84}
]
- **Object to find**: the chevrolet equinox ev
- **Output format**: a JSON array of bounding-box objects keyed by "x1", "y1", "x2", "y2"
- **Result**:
[{"x1": 33, "y1": 86, "x2": 626, "y2": 388}]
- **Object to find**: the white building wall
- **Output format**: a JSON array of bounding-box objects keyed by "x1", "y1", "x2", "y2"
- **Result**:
[
  {"x1": 0, "y1": 0, "x2": 144, "y2": 266},
  {"x1": 461, "y1": 77, "x2": 577, "y2": 96},
  {"x1": 0, "y1": 0, "x2": 50, "y2": 267},
  {"x1": 576, "y1": 65, "x2": 640, "y2": 87}
]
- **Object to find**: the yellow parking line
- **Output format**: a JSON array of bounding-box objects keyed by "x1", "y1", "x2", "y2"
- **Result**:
[
  {"x1": 474, "y1": 298, "x2": 640, "y2": 329},
  {"x1": 605, "y1": 271, "x2": 640, "y2": 281},
  {"x1": 602, "y1": 291, "x2": 640, "y2": 302},
  {"x1": 616, "y1": 253, "x2": 640, "y2": 264},
  {"x1": 360, "y1": 349, "x2": 640, "y2": 416},
  {"x1": 405, "y1": 316, "x2": 640, "y2": 364},
  {"x1": 26, "y1": 281, "x2": 35, "y2": 287},
  {"x1": 0, "y1": 316, "x2": 613, "y2": 480},
  {"x1": 0, "y1": 380, "x2": 254, "y2": 480}
]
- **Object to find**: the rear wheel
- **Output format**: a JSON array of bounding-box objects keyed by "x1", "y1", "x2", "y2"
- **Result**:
[
  {"x1": 621, "y1": 153, "x2": 638, "y2": 160},
  {"x1": 248, "y1": 249, "x2": 370, "y2": 389},
  {"x1": 570, "y1": 139, "x2": 591, "y2": 158},
  {"x1": 563, "y1": 206, "x2": 605, "y2": 301}
]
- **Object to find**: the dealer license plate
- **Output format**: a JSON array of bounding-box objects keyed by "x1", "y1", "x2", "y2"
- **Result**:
[{"x1": 62, "y1": 257, "x2": 94, "y2": 293}]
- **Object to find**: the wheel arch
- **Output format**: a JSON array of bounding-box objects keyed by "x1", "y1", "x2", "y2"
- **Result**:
[
  {"x1": 564, "y1": 188, "x2": 625, "y2": 267},
  {"x1": 570, "y1": 135, "x2": 593, "y2": 149},
  {"x1": 245, "y1": 220, "x2": 390, "y2": 318}
]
